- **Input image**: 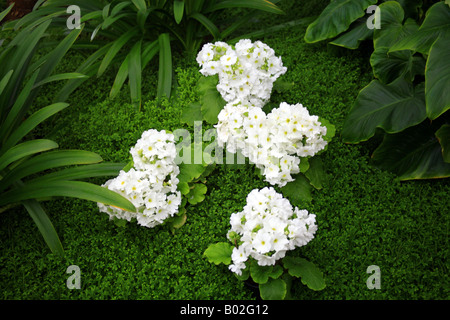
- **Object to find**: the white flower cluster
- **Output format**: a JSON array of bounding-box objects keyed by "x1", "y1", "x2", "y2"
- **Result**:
[
  {"x1": 227, "y1": 187, "x2": 317, "y2": 275},
  {"x1": 215, "y1": 100, "x2": 328, "y2": 187},
  {"x1": 196, "y1": 39, "x2": 287, "y2": 107},
  {"x1": 98, "y1": 129, "x2": 182, "y2": 228}
]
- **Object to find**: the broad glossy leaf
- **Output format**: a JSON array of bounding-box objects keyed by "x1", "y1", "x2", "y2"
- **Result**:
[
  {"x1": 425, "y1": 36, "x2": 450, "y2": 120},
  {"x1": 22, "y1": 198, "x2": 64, "y2": 256},
  {"x1": 436, "y1": 124, "x2": 450, "y2": 163},
  {"x1": 342, "y1": 79, "x2": 426, "y2": 143},
  {"x1": 389, "y1": 2, "x2": 450, "y2": 55},
  {"x1": 0, "y1": 139, "x2": 58, "y2": 172},
  {"x1": 304, "y1": 0, "x2": 376, "y2": 43},
  {"x1": 372, "y1": 122, "x2": 450, "y2": 180},
  {"x1": 329, "y1": 20, "x2": 373, "y2": 49},
  {"x1": 282, "y1": 256, "x2": 326, "y2": 291},
  {"x1": 0, "y1": 180, "x2": 137, "y2": 212},
  {"x1": 157, "y1": 33, "x2": 172, "y2": 100},
  {"x1": 373, "y1": 1, "x2": 419, "y2": 49},
  {"x1": 370, "y1": 47, "x2": 425, "y2": 84},
  {"x1": 203, "y1": 242, "x2": 233, "y2": 265},
  {"x1": 259, "y1": 278, "x2": 287, "y2": 300}
]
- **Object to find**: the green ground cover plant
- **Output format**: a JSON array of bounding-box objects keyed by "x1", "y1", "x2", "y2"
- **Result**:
[{"x1": 0, "y1": 0, "x2": 448, "y2": 301}]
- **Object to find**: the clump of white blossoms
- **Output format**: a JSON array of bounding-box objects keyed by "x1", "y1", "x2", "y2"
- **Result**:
[
  {"x1": 227, "y1": 187, "x2": 317, "y2": 275},
  {"x1": 215, "y1": 100, "x2": 328, "y2": 187},
  {"x1": 196, "y1": 39, "x2": 287, "y2": 108},
  {"x1": 98, "y1": 129, "x2": 182, "y2": 228}
]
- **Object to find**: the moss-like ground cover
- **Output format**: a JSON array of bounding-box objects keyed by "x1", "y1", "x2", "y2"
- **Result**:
[{"x1": 1, "y1": 1, "x2": 448, "y2": 300}]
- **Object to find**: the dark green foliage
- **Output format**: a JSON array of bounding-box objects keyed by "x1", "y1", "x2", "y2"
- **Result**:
[{"x1": 0, "y1": 1, "x2": 448, "y2": 300}]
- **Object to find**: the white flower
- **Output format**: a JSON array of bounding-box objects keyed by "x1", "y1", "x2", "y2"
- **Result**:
[
  {"x1": 227, "y1": 187, "x2": 317, "y2": 274},
  {"x1": 98, "y1": 129, "x2": 181, "y2": 229}
]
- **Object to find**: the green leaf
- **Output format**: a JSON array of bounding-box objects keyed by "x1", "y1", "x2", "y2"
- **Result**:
[
  {"x1": 389, "y1": 2, "x2": 450, "y2": 55},
  {"x1": 0, "y1": 180, "x2": 137, "y2": 212},
  {"x1": 110, "y1": 54, "x2": 129, "y2": 99},
  {"x1": 197, "y1": 75, "x2": 226, "y2": 124},
  {"x1": 208, "y1": 0, "x2": 284, "y2": 15},
  {"x1": 22, "y1": 198, "x2": 64, "y2": 256},
  {"x1": 178, "y1": 163, "x2": 206, "y2": 184},
  {"x1": 1, "y1": 103, "x2": 69, "y2": 154},
  {"x1": 329, "y1": 20, "x2": 373, "y2": 49},
  {"x1": 177, "y1": 181, "x2": 190, "y2": 195},
  {"x1": 304, "y1": 157, "x2": 328, "y2": 190},
  {"x1": 250, "y1": 263, "x2": 273, "y2": 284},
  {"x1": 0, "y1": 3, "x2": 14, "y2": 23},
  {"x1": 97, "y1": 27, "x2": 139, "y2": 77},
  {"x1": 373, "y1": 1, "x2": 419, "y2": 50},
  {"x1": 28, "y1": 163, "x2": 126, "y2": 183},
  {"x1": 0, "y1": 150, "x2": 103, "y2": 192},
  {"x1": 131, "y1": 0, "x2": 147, "y2": 12},
  {"x1": 370, "y1": 47, "x2": 425, "y2": 84},
  {"x1": 280, "y1": 173, "x2": 312, "y2": 205},
  {"x1": 371, "y1": 121, "x2": 450, "y2": 180},
  {"x1": 181, "y1": 102, "x2": 202, "y2": 126},
  {"x1": 259, "y1": 278, "x2": 287, "y2": 300},
  {"x1": 436, "y1": 125, "x2": 450, "y2": 163},
  {"x1": 204, "y1": 242, "x2": 233, "y2": 265},
  {"x1": 304, "y1": 0, "x2": 376, "y2": 43},
  {"x1": 157, "y1": 33, "x2": 172, "y2": 100},
  {"x1": 187, "y1": 183, "x2": 207, "y2": 205},
  {"x1": 282, "y1": 256, "x2": 326, "y2": 291},
  {"x1": 128, "y1": 40, "x2": 142, "y2": 110},
  {"x1": 189, "y1": 12, "x2": 220, "y2": 40},
  {"x1": 32, "y1": 73, "x2": 88, "y2": 89},
  {"x1": 174, "y1": 0, "x2": 184, "y2": 24},
  {"x1": 169, "y1": 212, "x2": 187, "y2": 230},
  {"x1": 425, "y1": 36, "x2": 450, "y2": 120},
  {"x1": 0, "y1": 139, "x2": 58, "y2": 172},
  {"x1": 341, "y1": 79, "x2": 426, "y2": 143}
]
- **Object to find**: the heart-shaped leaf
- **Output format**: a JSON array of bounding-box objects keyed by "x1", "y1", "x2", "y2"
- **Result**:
[
  {"x1": 259, "y1": 278, "x2": 287, "y2": 300},
  {"x1": 342, "y1": 79, "x2": 426, "y2": 143},
  {"x1": 372, "y1": 121, "x2": 450, "y2": 180},
  {"x1": 425, "y1": 35, "x2": 450, "y2": 120},
  {"x1": 304, "y1": 0, "x2": 376, "y2": 43}
]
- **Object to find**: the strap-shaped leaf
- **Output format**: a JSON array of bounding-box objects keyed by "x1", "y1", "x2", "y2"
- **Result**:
[
  {"x1": 342, "y1": 79, "x2": 426, "y2": 143},
  {"x1": 0, "y1": 150, "x2": 103, "y2": 192},
  {"x1": 425, "y1": 36, "x2": 450, "y2": 120},
  {"x1": 0, "y1": 180, "x2": 137, "y2": 212},
  {"x1": 189, "y1": 12, "x2": 220, "y2": 39},
  {"x1": 0, "y1": 3, "x2": 14, "y2": 23},
  {"x1": 305, "y1": 0, "x2": 376, "y2": 43},
  {"x1": 128, "y1": 40, "x2": 142, "y2": 110},
  {"x1": 22, "y1": 198, "x2": 64, "y2": 256},
  {"x1": 174, "y1": 0, "x2": 184, "y2": 24},
  {"x1": 157, "y1": 33, "x2": 172, "y2": 100},
  {"x1": 1, "y1": 103, "x2": 69, "y2": 154},
  {"x1": 131, "y1": 0, "x2": 147, "y2": 12},
  {"x1": 28, "y1": 163, "x2": 126, "y2": 183},
  {"x1": 208, "y1": 0, "x2": 284, "y2": 15},
  {"x1": 0, "y1": 139, "x2": 58, "y2": 172}
]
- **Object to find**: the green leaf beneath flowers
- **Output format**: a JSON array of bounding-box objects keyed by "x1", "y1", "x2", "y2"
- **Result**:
[
  {"x1": 181, "y1": 102, "x2": 202, "y2": 126},
  {"x1": 280, "y1": 173, "x2": 312, "y2": 205},
  {"x1": 305, "y1": 157, "x2": 328, "y2": 190},
  {"x1": 259, "y1": 278, "x2": 287, "y2": 300},
  {"x1": 197, "y1": 75, "x2": 226, "y2": 124},
  {"x1": 204, "y1": 242, "x2": 233, "y2": 265},
  {"x1": 282, "y1": 256, "x2": 325, "y2": 291},
  {"x1": 250, "y1": 263, "x2": 273, "y2": 284},
  {"x1": 187, "y1": 183, "x2": 207, "y2": 205}
]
